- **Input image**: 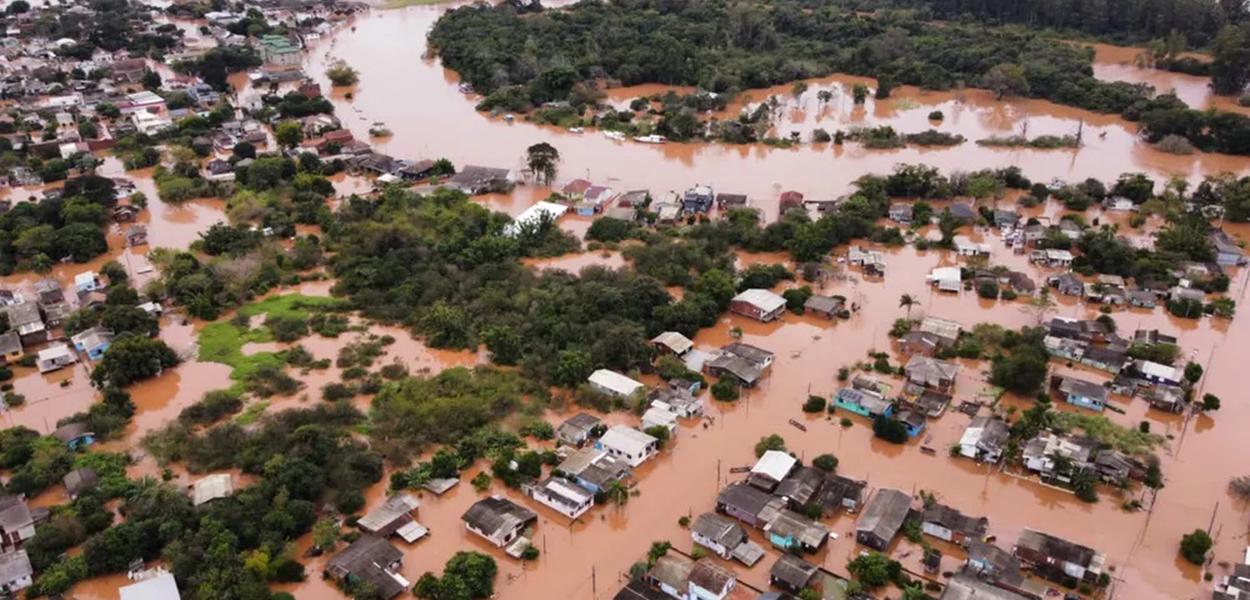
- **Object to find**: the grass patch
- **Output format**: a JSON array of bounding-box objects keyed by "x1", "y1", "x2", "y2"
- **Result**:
[
  {"x1": 1051, "y1": 412, "x2": 1165, "y2": 456},
  {"x1": 198, "y1": 294, "x2": 347, "y2": 386},
  {"x1": 235, "y1": 400, "x2": 270, "y2": 426}
]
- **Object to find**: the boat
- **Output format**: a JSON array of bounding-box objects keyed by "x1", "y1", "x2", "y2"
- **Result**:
[
  {"x1": 633, "y1": 134, "x2": 667, "y2": 144},
  {"x1": 457, "y1": 82, "x2": 473, "y2": 94},
  {"x1": 368, "y1": 122, "x2": 391, "y2": 137},
  {"x1": 602, "y1": 130, "x2": 626, "y2": 141},
  {"x1": 568, "y1": 127, "x2": 584, "y2": 134},
  {"x1": 503, "y1": 114, "x2": 515, "y2": 123}
]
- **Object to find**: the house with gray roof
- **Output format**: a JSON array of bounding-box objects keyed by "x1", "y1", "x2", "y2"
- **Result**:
[
  {"x1": 855, "y1": 488, "x2": 912, "y2": 551},
  {"x1": 462, "y1": 496, "x2": 537, "y2": 548},
  {"x1": 325, "y1": 535, "x2": 406, "y2": 599}
]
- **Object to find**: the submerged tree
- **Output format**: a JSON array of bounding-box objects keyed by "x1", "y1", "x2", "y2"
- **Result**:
[{"x1": 525, "y1": 142, "x2": 560, "y2": 185}]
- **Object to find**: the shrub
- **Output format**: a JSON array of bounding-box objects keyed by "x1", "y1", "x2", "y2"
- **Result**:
[
  {"x1": 928, "y1": 110, "x2": 944, "y2": 120},
  {"x1": 977, "y1": 279, "x2": 1000, "y2": 299},
  {"x1": 711, "y1": 378, "x2": 740, "y2": 401},
  {"x1": 812, "y1": 453, "x2": 838, "y2": 472},
  {"x1": 1180, "y1": 529, "x2": 1213, "y2": 565},
  {"x1": 802, "y1": 395, "x2": 827, "y2": 413},
  {"x1": 754, "y1": 434, "x2": 786, "y2": 457},
  {"x1": 872, "y1": 416, "x2": 909, "y2": 444}
]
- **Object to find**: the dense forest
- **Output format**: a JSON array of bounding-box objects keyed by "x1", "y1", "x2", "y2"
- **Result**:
[
  {"x1": 841, "y1": 0, "x2": 1241, "y2": 46},
  {"x1": 429, "y1": 0, "x2": 1250, "y2": 153}
]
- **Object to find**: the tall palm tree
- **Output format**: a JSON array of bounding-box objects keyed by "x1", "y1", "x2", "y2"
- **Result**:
[{"x1": 899, "y1": 293, "x2": 916, "y2": 318}]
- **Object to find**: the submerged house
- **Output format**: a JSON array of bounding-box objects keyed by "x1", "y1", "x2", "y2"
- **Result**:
[
  {"x1": 595, "y1": 425, "x2": 659, "y2": 467},
  {"x1": 556, "y1": 447, "x2": 632, "y2": 494},
  {"x1": 747, "y1": 450, "x2": 797, "y2": 492},
  {"x1": 357, "y1": 494, "x2": 425, "y2": 543},
  {"x1": 36, "y1": 343, "x2": 77, "y2": 374},
  {"x1": 705, "y1": 342, "x2": 773, "y2": 388},
  {"x1": 764, "y1": 509, "x2": 830, "y2": 552},
  {"x1": 921, "y1": 503, "x2": 988, "y2": 546},
  {"x1": 958, "y1": 417, "x2": 1010, "y2": 463},
  {"x1": 70, "y1": 326, "x2": 114, "y2": 360},
  {"x1": 904, "y1": 356, "x2": 960, "y2": 394},
  {"x1": 832, "y1": 388, "x2": 893, "y2": 419},
  {"x1": 690, "y1": 512, "x2": 764, "y2": 566},
  {"x1": 729, "y1": 289, "x2": 786, "y2": 322},
  {"x1": 0, "y1": 496, "x2": 35, "y2": 550},
  {"x1": 716, "y1": 482, "x2": 785, "y2": 529},
  {"x1": 556, "y1": 413, "x2": 602, "y2": 447},
  {"x1": 1051, "y1": 375, "x2": 1109, "y2": 412},
  {"x1": 524, "y1": 477, "x2": 595, "y2": 520},
  {"x1": 52, "y1": 422, "x2": 94, "y2": 450},
  {"x1": 588, "y1": 369, "x2": 645, "y2": 399},
  {"x1": 462, "y1": 496, "x2": 537, "y2": 548},
  {"x1": 1013, "y1": 528, "x2": 1106, "y2": 586},
  {"x1": 769, "y1": 554, "x2": 818, "y2": 595},
  {"x1": 325, "y1": 535, "x2": 407, "y2": 600},
  {"x1": 855, "y1": 488, "x2": 912, "y2": 551}
]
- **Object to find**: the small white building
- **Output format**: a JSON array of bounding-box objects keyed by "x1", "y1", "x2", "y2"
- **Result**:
[
  {"x1": 0, "y1": 550, "x2": 32, "y2": 595},
  {"x1": 587, "y1": 369, "x2": 644, "y2": 398},
  {"x1": 74, "y1": 271, "x2": 101, "y2": 293},
  {"x1": 120, "y1": 571, "x2": 180, "y2": 600},
  {"x1": 595, "y1": 425, "x2": 659, "y2": 467},
  {"x1": 640, "y1": 406, "x2": 678, "y2": 435},
  {"x1": 954, "y1": 237, "x2": 991, "y2": 257},
  {"x1": 749, "y1": 450, "x2": 796, "y2": 489},
  {"x1": 503, "y1": 201, "x2": 568, "y2": 237},
  {"x1": 36, "y1": 343, "x2": 78, "y2": 374},
  {"x1": 927, "y1": 267, "x2": 962, "y2": 292},
  {"x1": 192, "y1": 473, "x2": 234, "y2": 506},
  {"x1": 524, "y1": 477, "x2": 594, "y2": 519}
]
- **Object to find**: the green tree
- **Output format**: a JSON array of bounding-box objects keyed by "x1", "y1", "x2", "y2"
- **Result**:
[
  {"x1": 754, "y1": 434, "x2": 786, "y2": 457},
  {"x1": 898, "y1": 293, "x2": 916, "y2": 318},
  {"x1": 847, "y1": 551, "x2": 895, "y2": 588},
  {"x1": 812, "y1": 453, "x2": 838, "y2": 472},
  {"x1": 274, "y1": 121, "x2": 303, "y2": 148},
  {"x1": 1211, "y1": 24, "x2": 1250, "y2": 96},
  {"x1": 525, "y1": 142, "x2": 560, "y2": 185},
  {"x1": 90, "y1": 335, "x2": 180, "y2": 387},
  {"x1": 983, "y1": 63, "x2": 1029, "y2": 100},
  {"x1": 1179, "y1": 529, "x2": 1213, "y2": 565},
  {"x1": 325, "y1": 60, "x2": 359, "y2": 86}
]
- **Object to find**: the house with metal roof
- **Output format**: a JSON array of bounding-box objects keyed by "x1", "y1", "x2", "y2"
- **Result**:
[
  {"x1": 0, "y1": 549, "x2": 31, "y2": 595},
  {"x1": 358, "y1": 494, "x2": 426, "y2": 543},
  {"x1": 855, "y1": 488, "x2": 912, "y2": 551},
  {"x1": 922, "y1": 503, "x2": 988, "y2": 546},
  {"x1": 1013, "y1": 528, "x2": 1106, "y2": 586},
  {"x1": 588, "y1": 369, "x2": 645, "y2": 398},
  {"x1": 729, "y1": 289, "x2": 786, "y2": 322},
  {"x1": 524, "y1": 477, "x2": 594, "y2": 520},
  {"x1": 463, "y1": 496, "x2": 537, "y2": 550},
  {"x1": 595, "y1": 425, "x2": 659, "y2": 467},
  {"x1": 325, "y1": 535, "x2": 407, "y2": 599},
  {"x1": 119, "y1": 570, "x2": 180, "y2": 600}
]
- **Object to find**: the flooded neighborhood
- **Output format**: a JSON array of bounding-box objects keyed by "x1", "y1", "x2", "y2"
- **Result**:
[{"x1": 0, "y1": 0, "x2": 1246, "y2": 599}]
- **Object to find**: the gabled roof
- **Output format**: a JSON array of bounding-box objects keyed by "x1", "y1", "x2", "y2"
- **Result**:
[
  {"x1": 731, "y1": 288, "x2": 785, "y2": 313},
  {"x1": 462, "y1": 496, "x2": 537, "y2": 537},
  {"x1": 691, "y1": 513, "x2": 744, "y2": 548},
  {"x1": 857, "y1": 488, "x2": 911, "y2": 541},
  {"x1": 326, "y1": 535, "x2": 405, "y2": 599},
  {"x1": 119, "y1": 571, "x2": 180, "y2": 600},
  {"x1": 922, "y1": 503, "x2": 988, "y2": 539},
  {"x1": 769, "y1": 553, "x2": 817, "y2": 589},
  {"x1": 688, "y1": 559, "x2": 735, "y2": 593},
  {"x1": 357, "y1": 494, "x2": 419, "y2": 534},
  {"x1": 750, "y1": 451, "x2": 797, "y2": 483}
]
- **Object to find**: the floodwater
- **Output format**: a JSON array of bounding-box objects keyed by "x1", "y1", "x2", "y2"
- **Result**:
[
  {"x1": 305, "y1": 5, "x2": 1250, "y2": 225},
  {"x1": 32, "y1": 3, "x2": 1250, "y2": 600},
  {"x1": 1087, "y1": 43, "x2": 1250, "y2": 115}
]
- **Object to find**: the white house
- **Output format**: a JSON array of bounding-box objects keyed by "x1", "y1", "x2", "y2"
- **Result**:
[
  {"x1": 588, "y1": 369, "x2": 644, "y2": 398},
  {"x1": 503, "y1": 201, "x2": 567, "y2": 237},
  {"x1": 36, "y1": 344, "x2": 77, "y2": 374},
  {"x1": 74, "y1": 271, "x2": 101, "y2": 293},
  {"x1": 0, "y1": 550, "x2": 31, "y2": 595},
  {"x1": 524, "y1": 477, "x2": 594, "y2": 520},
  {"x1": 748, "y1": 450, "x2": 796, "y2": 489},
  {"x1": 640, "y1": 406, "x2": 678, "y2": 435},
  {"x1": 120, "y1": 571, "x2": 180, "y2": 600},
  {"x1": 688, "y1": 560, "x2": 736, "y2": 600},
  {"x1": 595, "y1": 425, "x2": 659, "y2": 467},
  {"x1": 927, "y1": 266, "x2": 962, "y2": 292}
]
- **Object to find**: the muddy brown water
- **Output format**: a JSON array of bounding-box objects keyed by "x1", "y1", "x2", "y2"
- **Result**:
[{"x1": 23, "y1": 3, "x2": 1250, "y2": 599}]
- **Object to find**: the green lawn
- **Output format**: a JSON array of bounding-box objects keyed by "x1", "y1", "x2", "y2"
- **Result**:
[{"x1": 198, "y1": 294, "x2": 345, "y2": 385}]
